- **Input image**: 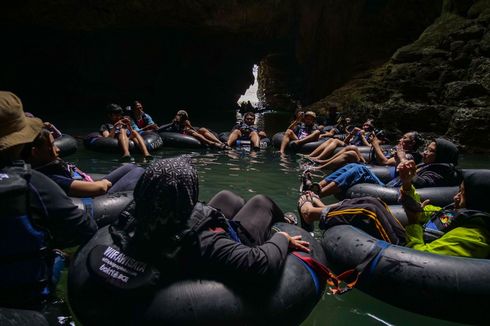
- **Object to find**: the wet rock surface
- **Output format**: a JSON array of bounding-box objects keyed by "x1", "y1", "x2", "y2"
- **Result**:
[{"x1": 310, "y1": 0, "x2": 490, "y2": 152}]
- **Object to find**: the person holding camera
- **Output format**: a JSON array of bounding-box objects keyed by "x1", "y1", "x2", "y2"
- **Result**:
[
  {"x1": 279, "y1": 110, "x2": 321, "y2": 154},
  {"x1": 100, "y1": 104, "x2": 152, "y2": 162},
  {"x1": 226, "y1": 112, "x2": 266, "y2": 150}
]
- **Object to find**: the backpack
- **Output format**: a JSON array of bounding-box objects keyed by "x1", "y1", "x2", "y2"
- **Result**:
[{"x1": 0, "y1": 162, "x2": 51, "y2": 308}]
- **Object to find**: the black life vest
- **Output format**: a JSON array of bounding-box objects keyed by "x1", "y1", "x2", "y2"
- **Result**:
[
  {"x1": 0, "y1": 163, "x2": 51, "y2": 308},
  {"x1": 423, "y1": 207, "x2": 490, "y2": 243},
  {"x1": 85, "y1": 202, "x2": 229, "y2": 294}
]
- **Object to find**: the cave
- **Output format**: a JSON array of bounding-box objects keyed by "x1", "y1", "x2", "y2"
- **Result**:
[{"x1": 0, "y1": 1, "x2": 442, "y2": 129}]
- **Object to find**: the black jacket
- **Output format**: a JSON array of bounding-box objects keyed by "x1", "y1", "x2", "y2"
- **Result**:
[
  {"x1": 29, "y1": 169, "x2": 98, "y2": 248},
  {"x1": 191, "y1": 203, "x2": 289, "y2": 279}
]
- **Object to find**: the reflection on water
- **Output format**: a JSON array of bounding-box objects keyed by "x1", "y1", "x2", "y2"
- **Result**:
[{"x1": 71, "y1": 145, "x2": 487, "y2": 326}]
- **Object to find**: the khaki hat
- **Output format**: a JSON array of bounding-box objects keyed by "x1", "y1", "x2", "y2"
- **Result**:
[
  {"x1": 0, "y1": 91, "x2": 43, "y2": 151},
  {"x1": 304, "y1": 111, "x2": 317, "y2": 118}
]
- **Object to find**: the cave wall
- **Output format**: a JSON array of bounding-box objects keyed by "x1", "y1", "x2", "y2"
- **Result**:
[
  {"x1": 295, "y1": 0, "x2": 443, "y2": 104},
  {"x1": 311, "y1": 0, "x2": 490, "y2": 152}
]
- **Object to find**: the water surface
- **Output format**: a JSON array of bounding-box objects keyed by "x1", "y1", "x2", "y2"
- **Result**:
[{"x1": 69, "y1": 142, "x2": 489, "y2": 326}]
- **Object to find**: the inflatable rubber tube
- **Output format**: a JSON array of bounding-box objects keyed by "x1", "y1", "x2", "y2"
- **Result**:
[
  {"x1": 321, "y1": 224, "x2": 490, "y2": 324},
  {"x1": 84, "y1": 131, "x2": 163, "y2": 154},
  {"x1": 272, "y1": 132, "x2": 328, "y2": 154},
  {"x1": 70, "y1": 191, "x2": 133, "y2": 227},
  {"x1": 54, "y1": 134, "x2": 78, "y2": 157},
  {"x1": 0, "y1": 307, "x2": 49, "y2": 326},
  {"x1": 218, "y1": 131, "x2": 271, "y2": 149},
  {"x1": 342, "y1": 183, "x2": 457, "y2": 206},
  {"x1": 68, "y1": 223, "x2": 326, "y2": 325},
  {"x1": 366, "y1": 165, "x2": 395, "y2": 183},
  {"x1": 157, "y1": 131, "x2": 203, "y2": 148}
]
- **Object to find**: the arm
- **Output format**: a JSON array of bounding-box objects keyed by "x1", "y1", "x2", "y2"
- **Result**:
[
  {"x1": 68, "y1": 179, "x2": 112, "y2": 197},
  {"x1": 143, "y1": 113, "x2": 157, "y2": 130},
  {"x1": 398, "y1": 160, "x2": 432, "y2": 225},
  {"x1": 29, "y1": 171, "x2": 98, "y2": 248},
  {"x1": 200, "y1": 229, "x2": 308, "y2": 277},
  {"x1": 286, "y1": 113, "x2": 303, "y2": 131},
  {"x1": 371, "y1": 136, "x2": 394, "y2": 165},
  {"x1": 405, "y1": 225, "x2": 490, "y2": 258},
  {"x1": 319, "y1": 128, "x2": 337, "y2": 139},
  {"x1": 343, "y1": 127, "x2": 359, "y2": 144},
  {"x1": 100, "y1": 124, "x2": 116, "y2": 138},
  {"x1": 359, "y1": 131, "x2": 371, "y2": 146},
  {"x1": 44, "y1": 122, "x2": 62, "y2": 139}
]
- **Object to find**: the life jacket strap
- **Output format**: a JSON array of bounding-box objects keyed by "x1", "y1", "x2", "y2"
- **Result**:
[{"x1": 292, "y1": 242, "x2": 384, "y2": 295}]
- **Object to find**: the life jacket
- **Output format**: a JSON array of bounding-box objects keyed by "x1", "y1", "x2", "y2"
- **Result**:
[
  {"x1": 423, "y1": 207, "x2": 490, "y2": 243},
  {"x1": 0, "y1": 162, "x2": 52, "y2": 308},
  {"x1": 36, "y1": 159, "x2": 93, "y2": 182},
  {"x1": 294, "y1": 123, "x2": 317, "y2": 140},
  {"x1": 85, "y1": 202, "x2": 229, "y2": 295}
]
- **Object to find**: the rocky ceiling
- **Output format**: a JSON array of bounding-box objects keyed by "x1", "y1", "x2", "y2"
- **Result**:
[{"x1": 0, "y1": 0, "x2": 442, "y2": 123}]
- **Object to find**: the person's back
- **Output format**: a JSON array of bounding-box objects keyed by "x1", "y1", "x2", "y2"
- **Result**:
[{"x1": 0, "y1": 91, "x2": 98, "y2": 308}]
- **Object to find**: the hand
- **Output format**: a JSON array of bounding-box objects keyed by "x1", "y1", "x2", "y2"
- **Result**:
[
  {"x1": 397, "y1": 160, "x2": 417, "y2": 189},
  {"x1": 44, "y1": 122, "x2": 53, "y2": 129},
  {"x1": 278, "y1": 232, "x2": 310, "y2": 252},
  {"x1": 98, "y1": 179, "x2": 112, "y2": 192}
]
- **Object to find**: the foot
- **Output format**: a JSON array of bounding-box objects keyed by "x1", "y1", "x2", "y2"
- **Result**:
[
  {"x1": 297, "y1": 194, "x2": 314, "y2": 232},
  {"x1": 304, "y1": 190, "x2": 325, "y2": 208},
  {"x1": 214, "y1": 142, "x2": 228, "y2": 150},
  {"x1": 143, "y1": 155, "x2": 154, "y2": 163},
  {"x1": 119, "y1": 155, "x2": 134, "y2": 163},
  {"x1": 300, "y1": 170, "x2": 313, "y2": 193}
]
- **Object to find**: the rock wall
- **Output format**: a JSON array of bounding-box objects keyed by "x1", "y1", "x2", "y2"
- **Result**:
[{"x1": 310, "y1": 0, "x2": 490, "y2": 152}]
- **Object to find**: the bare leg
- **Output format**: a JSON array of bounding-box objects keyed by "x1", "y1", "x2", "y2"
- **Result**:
[
  {"x1": 279, "y1": 129, "x2": 297, "y2": 154},
  {"x1": 187, "y1": 129, "x2": 216, "y2": 146},
  {"x1": 309, "y1": 138, "x2": 345, "y2": 161},
  {"x1": 250, "y1": 131, "x2": 260, "y2": 148},
  {"x1": 314, "y1": 151, "x2": 360, "y2": 171},
  {"x1": 199, "y1": 128, "x2": 223, "y2": 145},
  {"x1": 117, "y1": 130, "x2": 131, "y2": 157},
  {"x1": 307, "y1": 139, "x2": 330, "y2": 158},
  {"x1": 130, "y1": 131, "x2": 151, "y2": 156},
  {"x1": 227, "y1": 130, "x2": 242, "y2": 147}
]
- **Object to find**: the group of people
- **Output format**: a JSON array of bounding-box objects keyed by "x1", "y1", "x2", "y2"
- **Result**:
[
  {"x1": 1, "y1": 90, "x2": 489, "y2": 320},
  {"x1": 103, "y1": 101, "x2": 270, "y2": 160},
  {"x1": 287, "y1": 109, "x2": 490, "y2": 259},
  {"x1": 0, "y1": 91, "x2": 303, "y2": 312}
]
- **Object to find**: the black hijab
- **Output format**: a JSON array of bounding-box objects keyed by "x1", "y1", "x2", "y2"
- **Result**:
[
  {"x1": 435, "y1": 138, "x2": 459, "y2": 165},
  {"x1": 463, "y1": 170, "x2": 490, "y2": 212},
  {"x1": 133, "y1": 156, "x2": 198, "y2": 261}
]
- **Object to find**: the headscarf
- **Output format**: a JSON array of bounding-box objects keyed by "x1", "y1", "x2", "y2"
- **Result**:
[
  {"x1": 133, "y1": 156, "x2": 198, "y2": 260},
  {"x1": 463, "y1": 170, "x2": 490, "y2": 212},
  {"x1": 435, "y1": 138, "x2": 459, "y2": 165}
]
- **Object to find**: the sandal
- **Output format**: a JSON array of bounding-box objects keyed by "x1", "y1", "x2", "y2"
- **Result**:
[
  {"x1": 283, "y1": 212, "x2": 298, "y2": 225},
  {"x1": 297, "y1": 194, "x2": 314, "y2": 232}
]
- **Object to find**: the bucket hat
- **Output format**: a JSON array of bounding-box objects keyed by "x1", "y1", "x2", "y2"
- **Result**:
[{"x1": 0, "y1": 91, "x2": 43, "y2": 151}]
